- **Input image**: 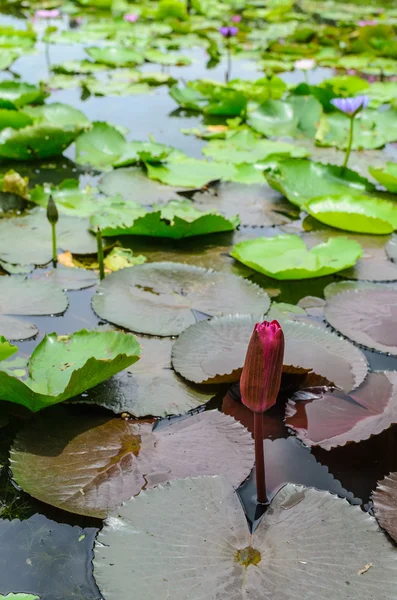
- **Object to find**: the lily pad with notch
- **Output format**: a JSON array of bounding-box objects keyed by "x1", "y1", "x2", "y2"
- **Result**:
[
  {"x1": 99, "y1": 166, "x2": 184, "y2": 204},
  {"x1": 92, "y1": 262, "x2": 269, "y2": 336},
  {"x1": 93, "y1": 476, "x2": 397, "y2": 600},
  {"x1": 10, "y1": 408, "x2": 254, "y2": 518},
  {"x1": 171, "y1": 315, "x2": 367, "y2": 391}
]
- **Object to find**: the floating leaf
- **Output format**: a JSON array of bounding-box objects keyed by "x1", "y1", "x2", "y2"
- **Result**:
[
  {"x1": 0, "y1": 109, "x2": 33, "y2": 131},
  {"x1": 91, "y1": 199, "x2": 239, "y2": 238},
  {"x1": 144, "y1": 49, "x2": 191, "y2": 66},
  {"x1": 231, "y1": 234, "x2": 362, "y2": 280},
  {"x1": 373, "y1": 473, "x2": 397, "y2": 543},
  {"x1": 324, "y1": 281, "x2": 397, "y2": 355},
  {"x1": 286, "y1": 371, "x2": 397, "y2": 450},
  {"x1": 171, "y1": 315, "x2": 367, "y2": 390},
  {"x1": 104, "y1": 247, "x2": 146, "y2": 271},
  {"x1": 0, "y1": 316, "x2": 38, "y2": 341},
  {"x1": 0, "y1": 123, "x2": 83, "y2": 161},
  {"x1": 145, "y1": 157, "x2": 236, "y2": 188},
  {"x1": 306, "y1": 194, "x2": 397, "y2": 234},
  {"x1": 30, "y1": 179, "x2": 101, "y2": 217},
  {"x1": 0, "y1": 514, "x2": 99, "y2": 600},
  {"x1": 86, "y1": 46, "x2": 144, "y2": 66},
  {"x1": 94, "y1": 476, "x2": 397, "y2": 600},
  {"x1": 31, "y1": 267, "x2": 98, "y2": 290},
  {"x1": 369, "y1": 162, "x2": 397, "y2": 193},
  {"x1": 11, "y1": 409, "x2": 254, "y2": 517},
  {"x1": 0, "y1": 337, "x2": 17, "y2": 361},
  {"x1": 99, "y1": 166, "x2": 183, "y2": 204},
  {"x1": 24, "y1": 103, "x2": 90, "y2": 128},
  {"x1": 0, "y1": 329, "x2": 140, "y2": 411},
  {"x1": 192, "y1": 181, "x2": 298, "y2": 226},
  {"x1": 92, "y1": 262, "x2": 269, "y2": 336},
  {"x1": 0, "y1": 595, "x2": 39, "y2": 599},
  {"x1": 0, "y1": 81, "x2": 46, "y2": 109},
  {"x1": 265, "y1": 158, "x2": 375, "y2": 207},
  {"x1": 248, "y1": 96, "x2": 322, "y2": 138},
  {"x1": 75, "y1": 336, "x2": 214, "y2": 417},
  {"x1": 52, "y1": 59, "x2": 109, "y2": 74},
  {"x1": 75, "y1": 122, "x2": 126, "y2": 169},
  {"x1": 0, "y1": 277, "x2": 67, "y2": 318},
  {"x1": 0, "y1": 210, "x2": 98, "y2": 265}
]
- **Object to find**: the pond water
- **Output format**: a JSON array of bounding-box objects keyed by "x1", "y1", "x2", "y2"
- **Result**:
[{"x1": 0, "y1": 1, "x2": 397, "y2": 599}]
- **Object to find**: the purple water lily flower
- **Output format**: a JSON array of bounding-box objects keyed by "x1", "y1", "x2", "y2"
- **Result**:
[
  {"x1": 124, "y1": 13, "x2": 139, "y2": 23},
  {"x1": 219, "y1": 26, "x2": 238, "y2": 38},
  {"x1": 331, "y1": 95, "x2": 369, "y2": 116},
  {"x1": 231, "y1": 15, "x2": 242, "y2": 23},
  {"x1": 35, "y1": 8, "x2": 61, "y2": 18}
]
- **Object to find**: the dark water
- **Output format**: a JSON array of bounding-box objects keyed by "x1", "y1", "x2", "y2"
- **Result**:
[{"x1": 0, "y1": 9, "x2": 397, "y2": 600}]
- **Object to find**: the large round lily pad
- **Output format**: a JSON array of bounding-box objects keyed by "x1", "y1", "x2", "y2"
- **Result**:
[
  {"x1": 94, "y1": 476, "x2": 397, "y2": 600},
  {"x1": 324, "y1": 281, "x2": 397, "y2": 355},
  {"x1": 171, "y1": 315, "x2": 367, "y2": 390},
  {"x1": 92, "y1": 262, "x2": 269, "y2": 336},
  {"x1": 286, "y1": 371, "x2": 397, "y2": 450},
  {"x1": 11, "y1": 409, "x2": 254, "y2": 518},
  {"x1": 75, "y1": 336, "x2": 214, "y2": 417},
  {"x1": 373, "y1": 473, "x2": 397, "y2": 543},
  {"x1": 0, "y1": 124, "x2": 82, "y2": 161},
  {"x1": 99, "y1": 167, "x2": 183, "y2": 204},
  {"x1": 0, "y1": 277, "x2": 68, "y2": 316}
]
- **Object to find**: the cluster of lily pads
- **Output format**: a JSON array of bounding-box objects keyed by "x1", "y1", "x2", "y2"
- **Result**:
[{"x1": 1, "y1": 0, "x2": 397, "y2": 598}]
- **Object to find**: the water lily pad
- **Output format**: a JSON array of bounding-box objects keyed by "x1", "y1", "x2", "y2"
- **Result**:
[
  {"x1": 94, "y1": 476, "x2": 397, "y2": 600},
  {"x1": 171, "y1": 315, "x2": 367, "y2": 390},
  {"x1": 0, "y1": 316, "x2": 38, "y2": 341},
  {"x1": 202, "y1": 129, "x2": 309, "y2": 163},
  {"x1": 24, "y1": 103, "x2": 90, "y2": 128},
  {"x1": 144, "y1": 49, "x2": 191, "y2": 66},
  {"x1": 0, "y1": 513, "x2": 98, "y2": 600},
  {"x1": 286, "y1": 371, "x2": 397, "y2": 450},
  {"x1": 0, "y1": 109, "x2": 33, "y2": 131},
  {"x1": 0, "y1": 123, "x2": 82, "y2": 161},
  {"x1": 0, "y1": 277, "x2": 67, "y2": 317},
  {"x1": 0, "y1": 329, "x2": 140, "y2": 411},
  {"x1": 306, "y1": 194, "x2": 397, "y2": 234},
  {"x1": 192, "y1": 181, "x2": 298, "y2": 226},
  {"x1": 74, "y1": 122, "x2": 127, "y2": 169},
  {"x1": 0, "y1": 336, "x2": 17, "y2": 361},
  {"x1": 0, "y1": 210, "x2": 98, "y2": 265},
  {"x1": 373, "y1": 473, "x2": 397, "y2": 543},
  {"x1": 86, "y1": 46, "x2": 144, "y2": 66},
  {"x1": 248, "y1": 96, "x2": 322, "y2": 138},
  {"x1": 231, "y1": 235, "x2": 362, "y2": 280},
  {"x1": 316, "y1": 108, "x2": 397, "y2": 150},
  {"x1": 92, "y1": 262, "x2": 269, "y2": 336},
  {"x1": 75, "y1": 336, "x2": 214, "y2": 417},
  {"x1": 369, "y1": 162, "x2": 397, "y2": 193},
  {"x1": 91, "y1": 199, "x2": 239, "y2": 238},
  {"x1": 99, "y1": 166, "x2": 183, "y2": 204},
  {"x1": 146, "y1": 158, "x2": 236, "y2": 189},
  {"x1": 324, "y1": 281, "x2": 397, "y2": 354},
  {"x1": 265, "y1": 158, "x2": 375, "y2": 207},
  {"x1": 0, "y1": 82, "x2": 46, "y2": 109},
  {"x1": 11, "y1": 409, "x2": 254, "y2": 518},
  {"x1": 31, "y1": 267, "x2": 98, "y2": 290},
  {"x1": 30, "y1": 179, "x2": 102, "y2": 217}
]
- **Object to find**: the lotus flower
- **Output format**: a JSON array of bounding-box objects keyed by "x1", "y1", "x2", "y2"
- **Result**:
[
  {"x1": 219, "y1": 26, "x2": 238, "y2": 38},
  {"x1": 124, "y1": 13, "x2": 139, "y2": 23},
  {"x1": 231, "y1": 15, "x2": 242, "y2": 23},
  {"x1": 294, "y1": 58, "x2": 316, "y2": 71},
  {"x1": 331, "y1": 95, "x2": 369, "y2": 116},
  {"x1": 35, "y1": 9, "x2": 61, "y2": 18},
  {"x1": 358, "y1": 19, "x2": 376, "y2": 26},
  {"x1": 241, "y1": 320, "x2": 284, "y2": 413}
]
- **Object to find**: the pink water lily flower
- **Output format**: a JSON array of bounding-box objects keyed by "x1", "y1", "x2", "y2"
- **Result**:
[
  {"x1": 231, "y1": 15, "x2": 242, "y2": 23},
  {"x1": 219, "y1": 26, "x2": 238, "y2": 38},
  {"x1": 35, "y1": 8, "x2": 61, "y2": 18},
  {"x1": 124, "y1": 13, "x2": 139, "y2": 23},
  {"x1": 294, "y1": 58, "x2": 316, "y2": 71},
  {"x1": 358, "y1": 19, "x2": 376, "y2": 26}
]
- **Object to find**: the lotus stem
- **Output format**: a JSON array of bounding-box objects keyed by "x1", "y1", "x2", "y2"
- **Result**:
[
  {"x1": 51, "y1": 223, "x2": 57, "y2": 266},
  {"x1": 343, "y1": 115, "x2": 354, "y2": 169},
  {"x1": 96, "y1": 227, "x2": 105, "y2": 280},
  {"x1": 46, "y1": 195, "x2": 58, "y2": 267},
  {"x1": 254, "y1": 412, "x2": 267, "y2": 504}
]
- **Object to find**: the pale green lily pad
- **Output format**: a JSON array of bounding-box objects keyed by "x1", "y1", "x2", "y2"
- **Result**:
[
  {"x1": 0, "y1": 81, "x2": 46, "y2": 109},
  {"x1": 92, "y1": 262, "x2": 269, "y2": 336},
  {"x1": 369, "y1": 162, "x2": 397, "y2": 193},
  {"x1": 94, "y1": 477, "x2": 397, "y2": 600},
  {"x1": 248, "y1": 95, "x2": 322, "y2": 138},
  {"x1": 202, "y1": 129, "x2": 309, "y2": 163},
  {"x1": 265, "y1": 158, "x2": 376, "y2": 207},
  {"x1": 30, "y1": 179, "x2": 101, "y2": 217},
  {"x1": 104, "y1": 247, "x2": 147, "y2": 271},
  {"x1": 91, "y1": 199, "x2": 239, "y2": 238},
  {"x1": 86, "y1": 46, "x2": 144, "y2": 66},
  {"x1": 231, "y1": 235, "x2": 363, "y2": 280},
  {"x1": 0, "y1": 210, "x2": 98, "y2": 264},
  {"x1": 0, "y1": 595, "x2": 39, "y2": 599},
  {"x1": 99, "y1": 167, "x2": 182, "y2": 204},
  {"x1": 144, "y1": 49, "x2": 191, "y2": 66},
  {"x1": 366, "y1": 82, "x2": 397, "y2": 108},
  {"x1": 83, "y1": 79, "x2": 151, "y2": 97},
  {"x1": 316, "y1": 108, "x2": 397, "y2": 150},
  {"x1": 306, "y1": 194, "x2": 397, "y2": 234},
  {"x1": 52, "y1": 59, "x2": 109, "y2": 74},
  {"x1": 24, "y1": 103, "x2": 90, "y2": 128},
  {"x1": 0, "y1": 337, "x2": 17, "y2": 361},
  {"x1": 146, "y1": 158, "x2": 236, "y2": 188},
  {"x1": 0, "y1": 329, "x2": 140, "y2": 411},
  {"x1": 0, "y1": 123, "x2": 83, "y2": 160}
]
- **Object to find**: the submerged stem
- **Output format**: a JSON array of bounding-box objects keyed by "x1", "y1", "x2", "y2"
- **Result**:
[
  {"x1": 254, "y1": 412, "x2": 267, "y2": 504},
  {"x1": 96, "y1": 227, "x2": 105, "y2": 280},
  {"x1": 343, "y1": 116, "x2": 354, "y2": 169}
]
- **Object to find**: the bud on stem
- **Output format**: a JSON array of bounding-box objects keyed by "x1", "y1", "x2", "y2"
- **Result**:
[{"x1": 47, "y1": 195, "x2": 58, "y2": 266}]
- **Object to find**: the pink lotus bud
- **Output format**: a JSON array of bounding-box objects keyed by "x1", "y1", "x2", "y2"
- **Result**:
[
  {"x1": 231, "y1": 15, "x2": 242, "y2": 23},
  {"x1": 35, "y1": 8, "x2": 61, "y2": 18},
  {"x1": 124, "y1": 13, "x2": 139, "y2": 23},
  {"x1": 240, "y1": 320, "x2": 284, "y2": 413}
]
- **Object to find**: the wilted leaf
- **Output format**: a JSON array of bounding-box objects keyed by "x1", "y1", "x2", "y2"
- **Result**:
[
  {"x1": 92, "y1": 262, "x2": 269, "y2": 336},
  {"x1": 11, "y1": 409, "x2": 254, "y2": 517}
]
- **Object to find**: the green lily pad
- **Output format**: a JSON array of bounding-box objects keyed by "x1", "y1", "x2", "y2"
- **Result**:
[
  {"x1": 146, "y1": 158, "x2": 236, "y2": 188},
  {"x1": 0, "y1": 594, "x2": 39, "y2": 599},
  {"x1": 91, "y1": 199, "x2": 239, "y2": 238},
  {"x1": 0, "y1": 109, "x2": 33, "y2": 131},
  {"x1": 83, "y1": 78, "x2": 151, "y2": 97},
  {"x1": 0, "y1": 81, "x2": 46, "y2": 109},
  {"x1": 366, "y1": 82, "x2": 397, "y2": 108},
  {"x1": 265, "y1": 158, "x2": 376, "y2": 207},
  {"x1": 0, "y1": 337, "x2": 17, "y2": 361},
  {"x1": 144, "y1": 49, "x2": 191, "y2": 65},
  {"x1": 202, "y1": 129, "x2": 309, "y2": 163},
  {"x1": 104, "y1": 247, "x2": 147, "y2": 271},
  {"x1": 30, "y1": 179, "x2": 102, "y2": 217},
  {"x1": 52, "y1": 59, "x2": 109, "y2": 74},
  {"x1": 11, "y1": 409, "x2": 254, "y2": 517},
  {"x1": 316, "y1": 108, "x2": 397, "y2": 150},
  {"x1": 92, "y1": 262, "x2": 270, "y2": 336},
  {"x1": 99, "y1": 167, "x2": 182, "y2": 204},
  {"x1": 0, "y1": 124, "x2": 83, "y2": 161},
  {"x1": 0, "y1": 329, "x2": 140, "y2": 411},
  {"x1": 231, "y1": 234, "x2": 363, "y2": 280},
  {"x1": 0, "y1": 210, "x2": 98, "y2": 265},
  {"x1": 24, "y1": 103, "x2": 90, "y2": 128},
  {"x1": 0, "y1": 317, "x2": 38, "y2": 341},
  {"x1": 369, "y1": 162, "x2": 397, "y2": 193},
  {"x1": 228, "y1": 77, "x2": 287, "y2": 102},
  {"x1": 86, "y1": 46, "x2": 144, "y2": 66},
  {"x1": 306, "y1": 194, "x2": 397, "y2": 234},
  {"x1": 247, "y1": 95, "x2": 322, "y2": 138}
]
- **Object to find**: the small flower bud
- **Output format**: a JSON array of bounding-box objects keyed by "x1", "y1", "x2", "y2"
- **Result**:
[{"x1": 47, "y1": 195, "x2": 59, "y2": 225}]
